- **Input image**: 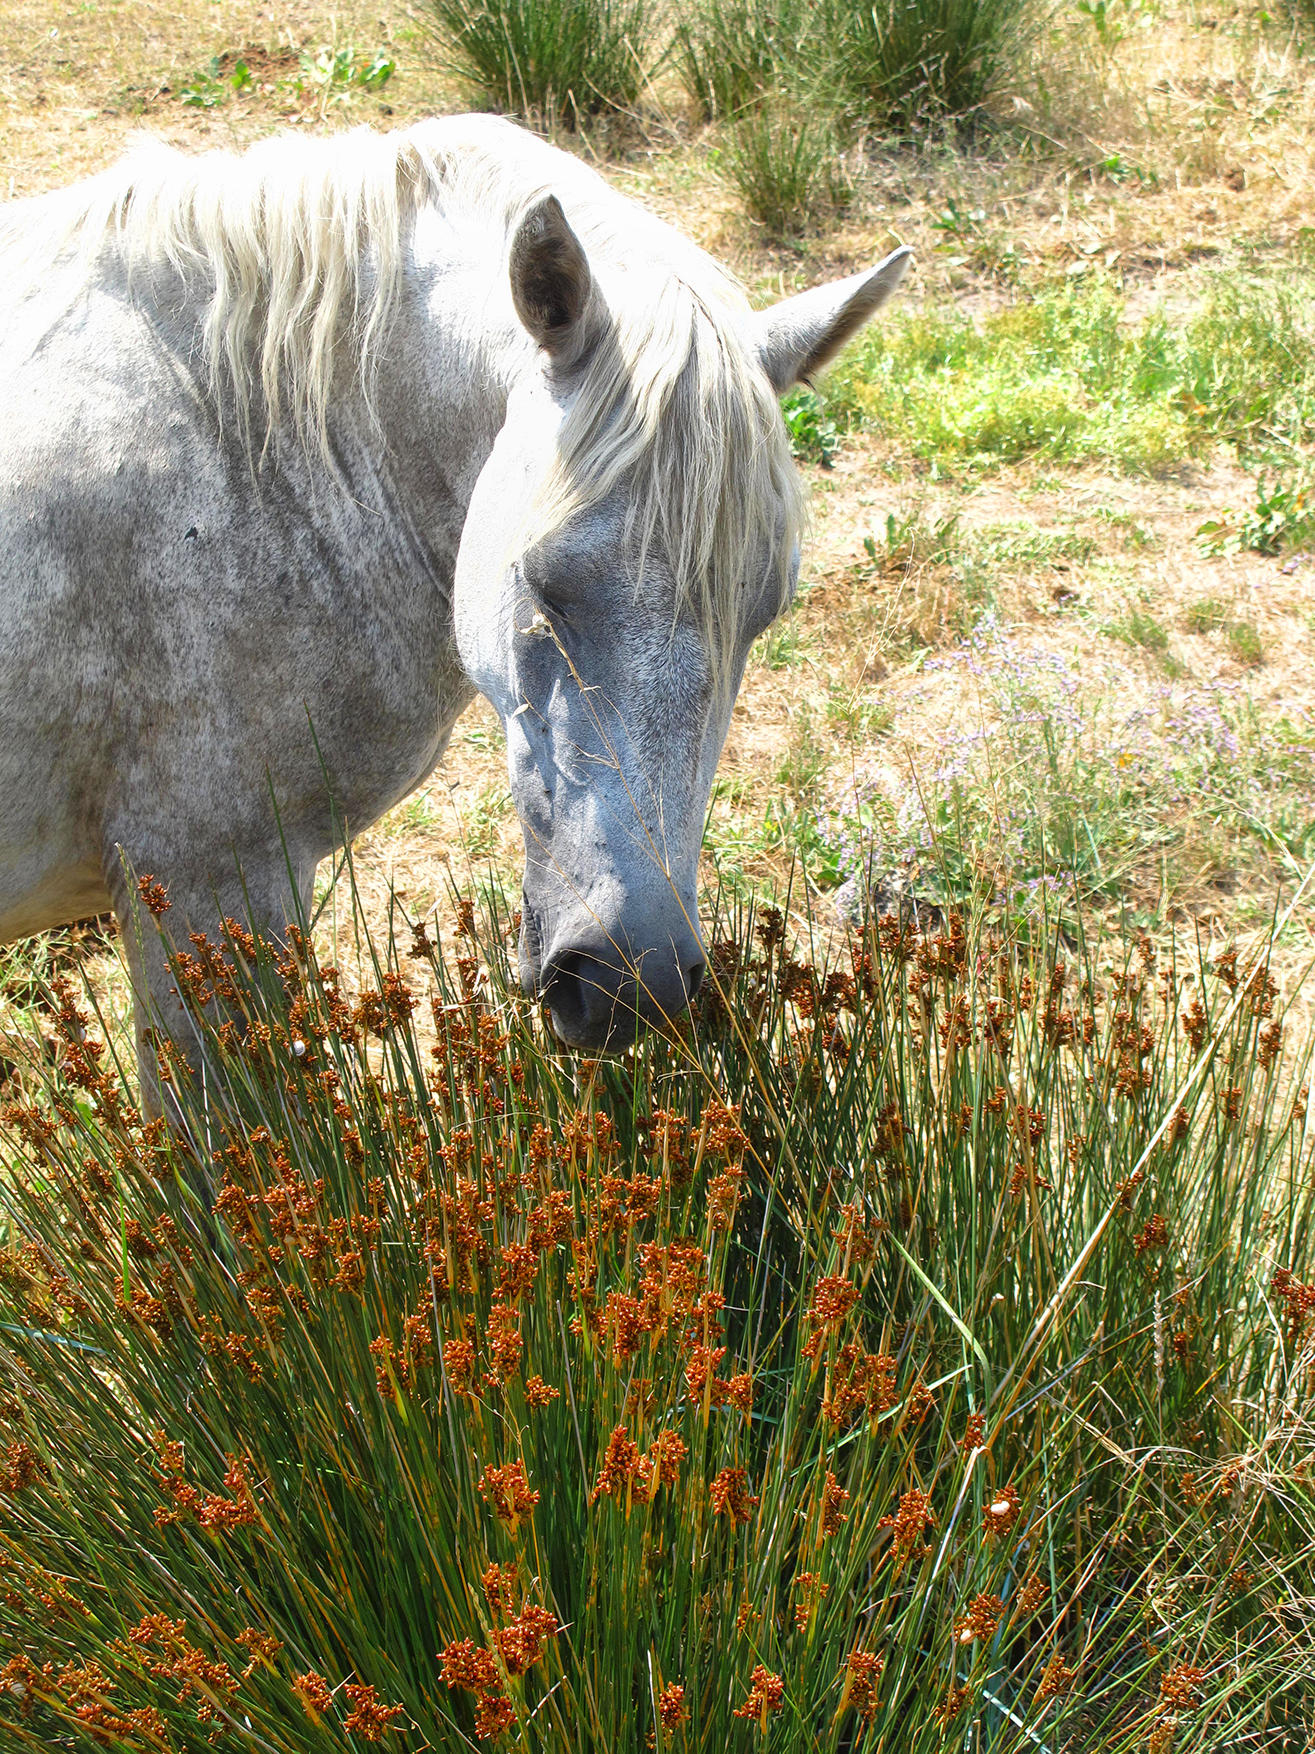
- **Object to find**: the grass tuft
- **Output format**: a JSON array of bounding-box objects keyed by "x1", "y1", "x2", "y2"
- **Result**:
[
  {"x1": 722, "y1": 102, "x2": 851, "y2": 237},
  {"x1": 820, "y1": 0, "x2": 1042, "y2": 128},
  {"x1": 1112, "y1": 605, "x2": 1169, "y2": 653},
  {"x1": 421, "y1": 0, "x2": 656, "y2": 123},
  {"x1": 674, "y1": 0, "x2": 813, "y2": 119},
  {"x1": 1227, "y1": 619, "x2": 1265, "y2": 668},
  {"x1": 675, "y1": 0, "x2": 1039, "y2": 129}
]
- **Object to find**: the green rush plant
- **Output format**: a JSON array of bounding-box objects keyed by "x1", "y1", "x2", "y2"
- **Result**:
[
  {"x1": 0, "y1": 871, "x2": 1313, "y2": 1751},
  {"x1": 674, "y1": 0, "x2": 1037, "y2": 128},
  {"x1": 421, "y1": 0, "x2": 656, "y2": 123},
  {"x1": 673, "y1": 0, "x2": 815, "y2": 120},
  {"x1": 722, "y1": 103, "x2": 851, "y2": 238},
  {"x1": 817, "y1": 0, "x2": 1042, "y2": 129}
]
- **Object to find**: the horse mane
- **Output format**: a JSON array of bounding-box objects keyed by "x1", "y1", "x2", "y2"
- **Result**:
[{"x1": 16, "y1": 115, "x2": 800, "y2": 672}]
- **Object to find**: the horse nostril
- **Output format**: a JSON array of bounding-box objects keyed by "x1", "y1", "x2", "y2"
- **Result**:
[
  {"x1": 541, "y1": 939, "x2": 706, "y2": 1050},
  {"x1": 541, "y1": 951, "x2": 595, "y2": 1044},
  {"x1": 542, "y1": 950, "x2": 636, "y2": 1049}
]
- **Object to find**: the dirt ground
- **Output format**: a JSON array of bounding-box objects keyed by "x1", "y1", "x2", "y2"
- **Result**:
[{"x1": 3, "y1": 0, "x2": 1314, "y2": 1047}]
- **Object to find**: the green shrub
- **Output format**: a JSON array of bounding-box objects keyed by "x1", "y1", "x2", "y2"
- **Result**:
[
  {"x1": 781, "y1": 386, "x2": 839, "y2": 463},
  {"x1": 1, "y1": 878, "x2": 1313, "y2": 1751},
  {"x1": 423, "y1": 0, "x2": 656, "y2": 122}
]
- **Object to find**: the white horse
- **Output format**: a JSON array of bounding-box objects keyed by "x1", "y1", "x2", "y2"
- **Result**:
[{"x1": 0, "y1": 115, "x2": 909, "y2": 1088}]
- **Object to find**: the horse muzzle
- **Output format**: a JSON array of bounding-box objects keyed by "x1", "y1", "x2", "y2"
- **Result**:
[{"x1": 519, "y1": 898, "x2": 705, "y2": 1050}]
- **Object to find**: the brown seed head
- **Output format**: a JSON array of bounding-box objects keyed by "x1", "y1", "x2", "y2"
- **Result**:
[
  {"x1": 732, "y1": 1664, "x2": 785, "y2": 1724},
  {"x1": 983, "y1": 1483, "x2": 1020, "y2": 1540},
  {"x1": 658, "y1": 1681, "x2": 688, "y2": 1731},
  {"x1": 955, "y1": 1593, "x2": 1004, "y2": 1645},
  {"x1": 1035, "y1": 1651, "x2": 1076, "y2": 1702},
  {"x1": 710, "y1": 1466, "x2": 759, "y2": 1525},
  {"x1": 1159, "y1": 1664, "x2": 1205, "y2": 1711}
]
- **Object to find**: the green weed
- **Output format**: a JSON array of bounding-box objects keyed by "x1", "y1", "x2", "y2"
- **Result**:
[
  {"x1": 773, "y1": 702, "x2": 828, "y2": 799},
  {"x1": 1111, "y1": 605, "x2": 1169, "y2": 652},
  {"x1": 460, "y1": 783, "x2": 513, "y2": 860},
  {"x1": 869, "y1": 508, "x2": 961, "y2": 570},
  {"x1": 1181, "y1": 600, "x2": 1266, "y2": 669},
  {"x1": 781, "y1": 387, "x2": 839, "y2": 464},
  {"x1": 179, "y1": 56, "x2": 249, "y2": 106},
  {"x1": 1074, "y1": 0, "x2": 1157, "y2": 46},
  {"x1": 963, "y1": 519, "x2": 1097, "y2": 569},
  {"x1": 297, "y1": 45, "x2": 395, "y2": 114},
  {"x1": 180, "y1": 46, "x2": 394, "y2": 113},
  {"x1": 1227, "y1": 619, "x2": 1265, "y2": 667},
  {"x1": 754, "y1": 612, "x2": 809, "y2": 669},
  {"x1": 384, "y1": 788, "x2": 443, "y2": 838},
  {"x1": 461, "y1": 725, "x2": 505, "y2": 755},
  {"x1": 826, "y1": 687, "x2": 896, "y2": 741},
  {"x1": 1197, "y1": 473, "x2": 1315, "y2": 556},
  {"x1": 1184, "y1": 597, "x2": 1229, "y2": 633},
  {"x1": 1094, "y1": 508, "x2": 1159, "y2": 549}
]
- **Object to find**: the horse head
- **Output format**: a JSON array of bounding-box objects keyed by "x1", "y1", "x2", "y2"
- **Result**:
[{"x1": 454, "y1": 194, "x2": 911, "y2": 1050}]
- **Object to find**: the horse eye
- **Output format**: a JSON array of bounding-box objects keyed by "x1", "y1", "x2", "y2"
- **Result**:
[{"x1": 541, "y1": 595, "x2": 570, "y2": 622}]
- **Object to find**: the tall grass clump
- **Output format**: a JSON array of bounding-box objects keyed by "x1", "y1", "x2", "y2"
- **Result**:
[
  {"x1": 678, "y1": 0, "x2": 1040, "y2": 134},
  {"x1": 820, "y1": 0, "x2": 1042, "y2": 128},
  {"x1": 722, "y1": 104, "x2": 852, "y2": 237},
  {"x1": 678, "y1": 0, "x2": 1039, "y2": 232},
  {"x1": 674, "y1": 0, "x2": 838, "y2": 234},
  {"x1": 675, "y1": 0, "x2": 814, "y2": 119},
  {"x1": 1, "y1": 872, "x2": 1313, "y2": 1750},
  {"x1": 423, "y1": 0, "x2": 655, "y2": 123}
]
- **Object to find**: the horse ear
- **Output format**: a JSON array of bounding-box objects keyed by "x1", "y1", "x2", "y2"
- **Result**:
[
  {"x1": 753, "y1": 246, "x2": 913, "y2": 393},
  {"x1": 509, "y1": 194, "x2": 594, "y2": 359}
]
